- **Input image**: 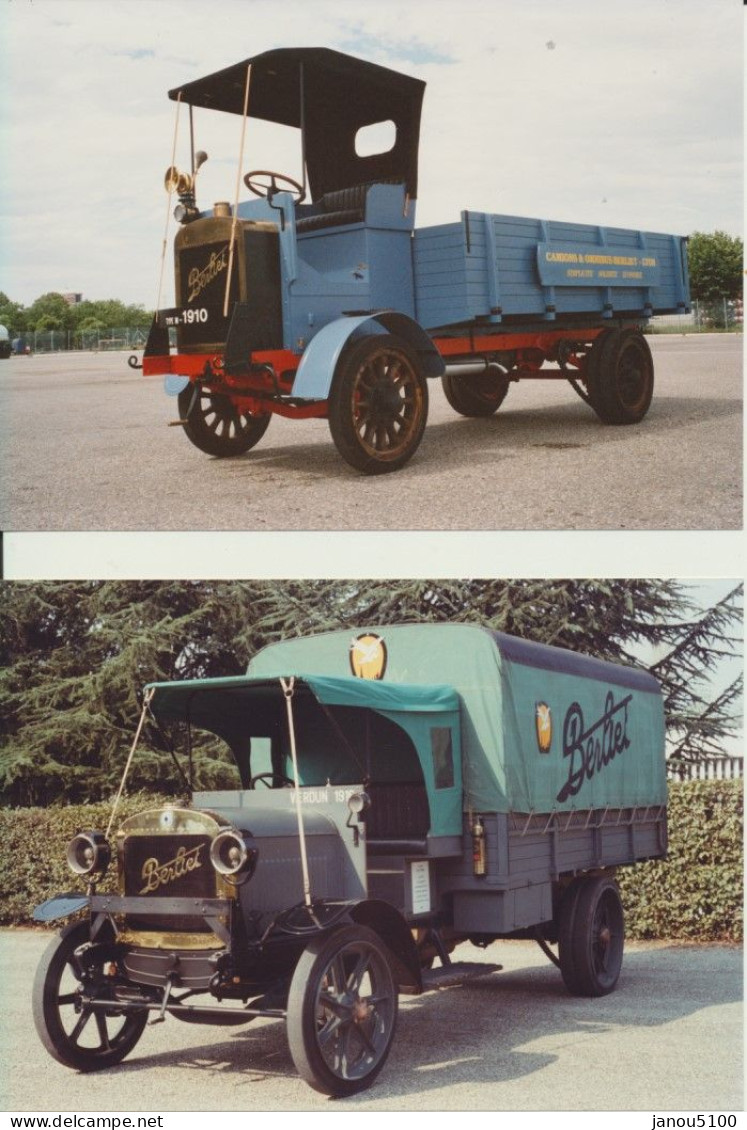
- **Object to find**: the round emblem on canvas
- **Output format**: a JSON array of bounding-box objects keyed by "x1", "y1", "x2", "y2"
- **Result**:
[
  {"x1": 535, "y1": 702, "x2": 552, "y2": 753},
  {"x1": 349, "y1": 633, "x2": 387, "y2": 680}
]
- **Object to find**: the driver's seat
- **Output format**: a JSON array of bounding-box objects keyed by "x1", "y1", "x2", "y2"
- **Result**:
[{"x1": 295, "y1": 185, "x2": 369, "y2": 233}]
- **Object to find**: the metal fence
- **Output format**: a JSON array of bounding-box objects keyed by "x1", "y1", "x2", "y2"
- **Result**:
[
  {"x1": 667, "y1": 756, "x2": 743, "y2": 781},
  {"x1": 649, "y1": 297, "x2": 743, "y2": 333},
  {"x1": 7, "y1": 300, "x2": 743, "y2": 351},
  {"x1": 15, "y1": 327, "x2": 149, "y2": 353}
]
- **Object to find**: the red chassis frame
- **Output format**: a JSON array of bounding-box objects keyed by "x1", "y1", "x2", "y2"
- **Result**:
[{"x1": 142, "y1": 326, "x2": 608, "y2": 420}]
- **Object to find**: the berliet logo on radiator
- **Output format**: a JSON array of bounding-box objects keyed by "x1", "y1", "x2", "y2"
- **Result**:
[
  {"x1": 139, "y1": 843, "x2": 204, "y2": 894},
  {"x1": 556, "y1": 690, "x2": 632, "y2": 803},
  {"x1": 187, "y1": 245, "x2": 229, "y2": 303}
]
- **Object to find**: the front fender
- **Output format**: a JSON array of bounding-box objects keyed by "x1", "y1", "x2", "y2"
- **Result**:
[
  {"x1": 33, "y1": 894, "x2": 90, "y2": 923},
  {"x1": 349, "y1": 899, "x2": 423, "y2": 994},
  {"x1": 291, "y1": 312, "x2": 445, "y2": 400}
]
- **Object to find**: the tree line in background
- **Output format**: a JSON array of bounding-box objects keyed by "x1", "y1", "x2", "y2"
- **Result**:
[
  {"x1": 0, "y1": 292, "x2": 151, "y2": 338},
  {"x1": 0, "y1": 231, "x2": 742, "y2": 339},
  {"x1": 0, "y1": 580, "x2": 742, "y2": 807}
]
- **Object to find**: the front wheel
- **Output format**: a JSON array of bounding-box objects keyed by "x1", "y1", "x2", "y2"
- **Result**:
[
  {"x1": 178, "y1": 384, "x2": 271, "y2": 457},
  {"x1": 286, "y1": 924, "x2": 398, "y2": 1096},
  {"x1": 32, "y1": 920, "x2": 148, "y2": 1071},
  {"x1": 328, "y1": 335, "x2": 428, "y2": 473}
]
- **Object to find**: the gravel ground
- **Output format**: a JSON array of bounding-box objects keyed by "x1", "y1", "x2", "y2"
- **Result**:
[
  {"x1": 1, "y1": 930, "x2": 741, "y2": 1113},
  {"x1": 0, "y1": 335, "x2": 741, "y2": 532}
]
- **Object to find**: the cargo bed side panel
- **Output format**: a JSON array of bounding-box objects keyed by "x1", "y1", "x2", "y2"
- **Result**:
[
  {"x1": 441, "y1": 808, "x2": 666, "y2": 934},
  {"x1": 413, "y1": 212, "x2": 689, "y2": 331}
]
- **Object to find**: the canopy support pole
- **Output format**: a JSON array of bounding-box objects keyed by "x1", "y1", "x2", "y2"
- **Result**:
[
  {"x1": 280, "y1": 677, "x2": 313, "y2": 908},
  {"x1": 155, "y1": 93, "x2": 182, "y2": 315},
  {"x1": 224, "y1": 64, "x2": 252, "y2": 318}
]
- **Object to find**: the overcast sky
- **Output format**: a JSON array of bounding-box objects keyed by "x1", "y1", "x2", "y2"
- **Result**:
[{"x1": 2, "y1": 0, "x2": 743, "y2": 308}]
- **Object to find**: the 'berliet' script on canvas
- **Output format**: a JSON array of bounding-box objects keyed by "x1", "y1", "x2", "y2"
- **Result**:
[{"x1": 556, "y1": 690, "x2": 633, "y2": 803}]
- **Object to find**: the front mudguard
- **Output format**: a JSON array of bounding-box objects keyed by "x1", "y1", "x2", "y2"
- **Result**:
[
  {"x1": 33, "y1": 894, "x2": 90, "y2": 923},
  {"x1": 349, "y1": 899, "x2": 423, "y2": 994},
  {"x1": 291, "y1": 311, "x2": 445, "y2": 400}
]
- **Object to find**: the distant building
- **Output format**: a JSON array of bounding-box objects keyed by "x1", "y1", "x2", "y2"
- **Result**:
[{"x1": 61, "y1": 293, "x2": 83, "y2": 305}]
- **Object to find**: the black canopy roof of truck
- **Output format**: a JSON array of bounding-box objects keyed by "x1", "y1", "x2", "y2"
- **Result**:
[{"x1": 168, "y1": 47, "x2": 425, "y2": 200}]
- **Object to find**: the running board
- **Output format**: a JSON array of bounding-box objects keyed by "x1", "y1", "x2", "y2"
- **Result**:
[{"x1": 421, "y1": 962, "x2": 502, "y2": 990}]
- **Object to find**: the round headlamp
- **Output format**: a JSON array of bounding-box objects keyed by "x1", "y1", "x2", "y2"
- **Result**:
[
  {"x1": 66, "y1": 831, "x2": 111, "y2": 877},
  {"x1": 209, "y1": 829, "x2": 258, "y2": 881},
  {"x1": 347, "y1": 791, "x2": 370, "y2": 817},
  {"x1": 174, "y1": 202, "x2": 198, "y2": 224}
]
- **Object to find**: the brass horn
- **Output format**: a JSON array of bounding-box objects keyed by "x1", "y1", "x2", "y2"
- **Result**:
[{"x1": 164, "y1": 165, "x2": 193, "y2": 195}]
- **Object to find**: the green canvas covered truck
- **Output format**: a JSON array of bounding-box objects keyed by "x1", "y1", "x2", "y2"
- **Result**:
[{"x1": 33, "y1": 624, "x2": 667, "y2": 1096}]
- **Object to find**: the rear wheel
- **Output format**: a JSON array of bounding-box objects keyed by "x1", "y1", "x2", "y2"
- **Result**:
[
  {"x1": 286, "y1": 924, "x2": 398, "y2": 1096},
  {"x1": 587, "y1": 329, "x2": 654, "y2": 424},
  {"x1": 328, "y1": 335, "x2": 428, "y2": 473},
  {"x1": 32, "y1": 920, "x2": 147, "y2": 1071},
  {"x1": 178, "y1": 384, "x2": 271, "y2": 457},
  {"x1": 558, "y1": 876, "x2": 625, "y2": 997},
  {"x1": 441, "y1": 364, "x2": 510, "y2": 417}
]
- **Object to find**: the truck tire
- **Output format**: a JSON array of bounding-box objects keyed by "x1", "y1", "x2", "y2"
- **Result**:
[
  {"x1": 558, "y1": 876, "x2": 625, "y2": 997},
  {"x1": 588, "y1": 328, "x2": 654, "y2": 425},
  {"x1": 178, "y1": 384, "x2": 271, "y2": 457},
  {"x1": 328, "y1": 334, "x2": 428, "y2": 473},
  {"x1": 441, "y1": 366, "x2": 510, "y2": 417},
  {"x1": 556, "y1": 877, "x2": 586, "y2": 994},
  {"x1": 33, "y1": 919, "x2": 148, "y2": 1071},
  {"x1": 582, "y1": 329, "x2": 613, "y2": 412},
  {"x1": 286, "y1": 924, "x2": 398, "y2": 1096}
]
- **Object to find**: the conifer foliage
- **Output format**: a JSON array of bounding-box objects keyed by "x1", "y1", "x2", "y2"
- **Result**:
[{"x1": 0, "y1": 580, "x2": 741, "y2": 806}]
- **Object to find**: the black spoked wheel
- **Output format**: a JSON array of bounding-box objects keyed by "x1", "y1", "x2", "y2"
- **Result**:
[
  {"x1": 588, "y1": 329, "x2": 654, "y2": 425},
  {"x1": 328, "y1": 335, "x2": 428, "y2": 473},
  {"x1": 32, "y1": 920, "x2": 147, "y2": 1072},
  {"x1": 286, "y1": 924, "x2": 398, "y2": 1097},
  {"x1": 178, "y1": 384, "x2": 271, "y2": 457},
  {"x1": 558, "y1": 876, "x2": 625, "y2": 997},
  {"x1": 441, "y1": 365, "x2": 510, "y2": 417}
]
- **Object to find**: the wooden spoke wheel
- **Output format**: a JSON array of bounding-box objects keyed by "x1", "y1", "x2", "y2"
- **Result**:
[
  {"x1": 328, "y1": 335, "x2": 428, "y2": 473},
  {"x1": 178, "y1": 384, "x2": 271, "y2": 457},
  {"x1": 558, "y1": 876, "x2": 625, "y2": 997},
  {"x1": 32, "y1": 920, "x2": 147, "y2": 1071},
  {"x1": 286, "y1": 924, "x2": 398, "y2": 1096}
]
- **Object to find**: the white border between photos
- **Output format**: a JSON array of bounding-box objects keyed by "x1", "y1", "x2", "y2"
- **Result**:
[{"x1": 3, "y1": 530, "x2": 745, "y2": 580}]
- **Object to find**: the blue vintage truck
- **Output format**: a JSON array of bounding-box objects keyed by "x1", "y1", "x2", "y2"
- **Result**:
[
  {"x1": 33, "y1": 625, "x2": 666, "y2": 1096},
  {"x1": 140, "y1": 46, "x2": 690, "y2": 472}
]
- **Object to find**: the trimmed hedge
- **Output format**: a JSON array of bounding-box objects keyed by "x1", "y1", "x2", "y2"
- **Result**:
[
  {"x1": 0, "y1": 781, "x2": 742, "y2": 940},
  {"x1": 0, "y1": 793, "x2": 175, "y2": 926},
  {"x1": 619, "y1": 779, "x2": 743, "y2": 943}
]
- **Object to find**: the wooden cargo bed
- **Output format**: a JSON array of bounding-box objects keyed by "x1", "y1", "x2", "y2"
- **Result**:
[{"x1": 414, "y1": 212, "x2": 689, "y2": 331}]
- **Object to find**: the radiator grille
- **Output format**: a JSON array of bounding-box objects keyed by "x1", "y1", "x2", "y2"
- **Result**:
[{"x1": 122, "y1": 833, "x2": 216, "y2": 932}]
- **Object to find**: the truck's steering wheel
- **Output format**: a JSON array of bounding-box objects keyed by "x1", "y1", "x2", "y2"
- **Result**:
[
  {"x1": 243, "y1": 170, "x2": 306, "y2": 204},
  {"x1": 249, "y1": 771, "x2": 296, "y2": 789}
]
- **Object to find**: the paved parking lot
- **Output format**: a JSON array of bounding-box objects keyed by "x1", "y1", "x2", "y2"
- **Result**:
[
  {"x1": 0, "y1": 335, "x2": 741, "y2": 531},
  {"x1": 2, "y1": 931, "x2": 741, "y2": 1112}
]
